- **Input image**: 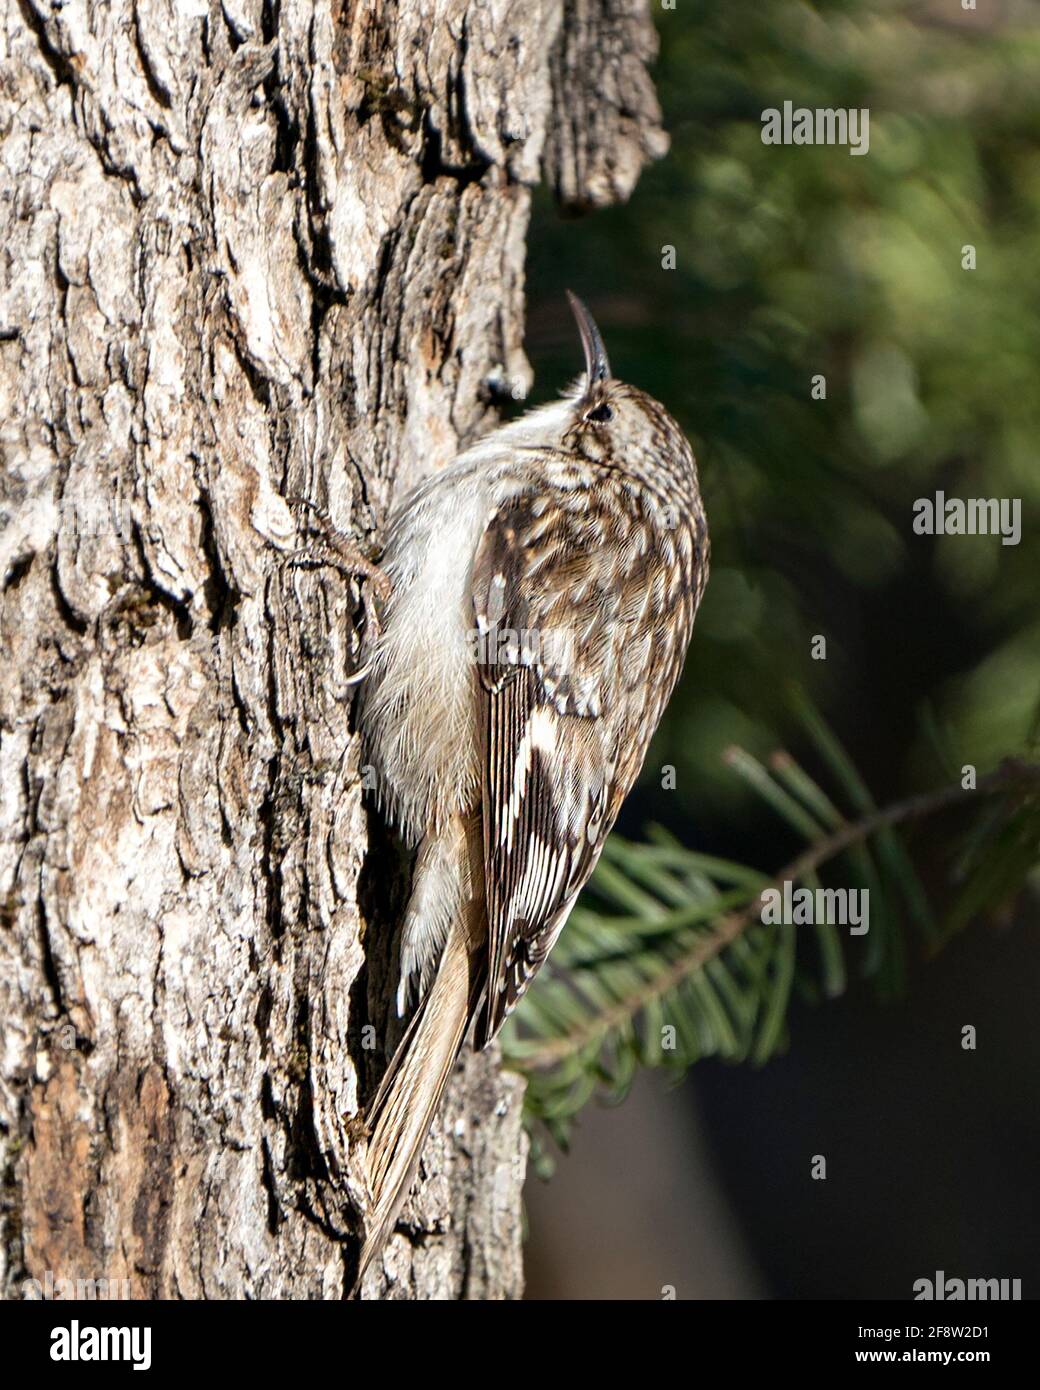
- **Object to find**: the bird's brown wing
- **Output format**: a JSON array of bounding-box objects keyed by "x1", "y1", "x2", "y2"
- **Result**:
[{"x1": 470, "y1": 487, "x2": 697, "y2": 1046}]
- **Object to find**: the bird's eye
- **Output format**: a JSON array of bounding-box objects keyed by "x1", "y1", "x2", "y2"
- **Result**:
[{"x1": 586, "y1": 403, "x2": 613, "y2": 423}]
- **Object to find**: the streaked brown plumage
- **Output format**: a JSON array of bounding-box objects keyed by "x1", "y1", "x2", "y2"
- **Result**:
[{"x1": 354, "y1": 293, "x2": 709, "y2": 1292}]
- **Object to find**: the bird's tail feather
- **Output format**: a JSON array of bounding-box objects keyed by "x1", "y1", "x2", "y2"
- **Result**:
[{"x1": 355, "y1": 918, "x2": 473, "y2": 1293}]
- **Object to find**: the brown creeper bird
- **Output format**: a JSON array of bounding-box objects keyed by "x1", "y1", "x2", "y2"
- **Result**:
[{"x1": 355, "y1": 293, "x2": 709, "y2": 1289}]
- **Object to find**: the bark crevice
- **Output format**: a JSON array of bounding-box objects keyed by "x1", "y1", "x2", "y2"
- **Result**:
[{"x1": 1, "y1": 0, "x2": 667, "y2": 1300}]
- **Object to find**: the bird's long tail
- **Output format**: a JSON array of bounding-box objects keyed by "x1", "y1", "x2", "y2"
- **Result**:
[{"x1": 355, "y1": 915, "x2": 474, "y2": 1292}]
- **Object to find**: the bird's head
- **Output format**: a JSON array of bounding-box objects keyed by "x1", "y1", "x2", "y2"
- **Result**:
[
  {"x1": 469, "y1": 293, "x2": 698, "y2": 509},
  {"x1": 561, "y1": 292, "x2": 694, "y2": 493}
]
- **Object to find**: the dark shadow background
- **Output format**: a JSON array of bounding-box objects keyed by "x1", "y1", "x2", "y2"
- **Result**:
[{"x1": 518, "y1": 0, "x2": 1040, "y2": 1299}]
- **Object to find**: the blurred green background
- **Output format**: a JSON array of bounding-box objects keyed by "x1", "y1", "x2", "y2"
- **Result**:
[
  {"x1": 521, "y1": 0, "x2": 1040, "y2": 1298},
  {"x1": 525, "y1": 0, "x2": 1040, "y2": 843}
]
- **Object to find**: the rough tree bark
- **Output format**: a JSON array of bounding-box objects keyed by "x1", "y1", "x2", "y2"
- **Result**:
[{"x1": 0, "y1": 0, "x2": 666, "y2": 1300}]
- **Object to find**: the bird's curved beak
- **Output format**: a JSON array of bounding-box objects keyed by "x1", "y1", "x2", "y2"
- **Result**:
[{"x1": 566, "y1": 290, "x2": 611, "y2": 386}]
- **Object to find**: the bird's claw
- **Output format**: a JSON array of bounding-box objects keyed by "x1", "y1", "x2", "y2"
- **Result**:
[{"x1": 282, "y1": 498, "x2": 391, "y2": 677}]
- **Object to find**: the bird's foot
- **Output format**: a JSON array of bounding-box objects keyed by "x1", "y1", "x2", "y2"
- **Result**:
[{"x1": 283, "y1": 498, "x2": 391, "y2": 680}]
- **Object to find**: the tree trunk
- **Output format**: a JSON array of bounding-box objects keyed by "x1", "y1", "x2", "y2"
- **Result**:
[{"x1": 0, "y1": 0, "x2": 665, "y2": 1300}]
